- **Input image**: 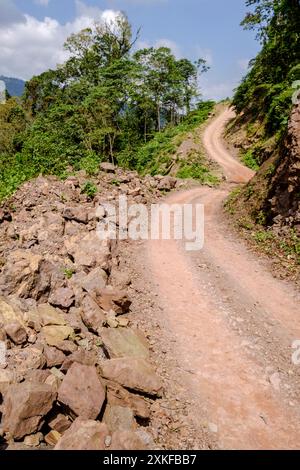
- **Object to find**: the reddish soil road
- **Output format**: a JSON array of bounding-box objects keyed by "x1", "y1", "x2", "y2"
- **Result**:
[{"x1": 144, "y1": 108, "x2": 300, "y2": 449}]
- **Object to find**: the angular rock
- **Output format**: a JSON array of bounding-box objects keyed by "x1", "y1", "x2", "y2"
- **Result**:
[
  {"x1": 104, "y1": 405, "x2": 135, "y2": 433},
  {"x1": 50, "y1": 367, "x2": 65, "y2": 381},
  {"x1": 157, "y1": 176, "x2": 177, "y2": 192},
  {"x1": 63, "y1": 207, "x2": 88, "y2": 224},
  {"x1": 24, "y1": 433, "x2": 43, "y2": 448},
  {"x1": 64, "y1": 232, "x2": 111, "y2": 269},
  {"x1": 45, "y1": 374, "x2": 61, "y2": 390},
  {"x1": 12, "y1": 347, "x2": 46, "y2": 373},
  {"x1": 44, "y1": 346, "x2": 66, "y2": 368},
  {"x1": 4, "y1": 322, "x2": 27, "y2": 345},
  {"x1": 25, "y1": 369, "x2": 50, "y2": 384},
  {"x1": 49, "y1": 413, "x2": 72, "y2": 434},
  {"x1": 23, "y1": 309, "x2": 41, "y2": 332},
  {"x1": 101, "y1": 328, "x2": 149, "y2": 359},
  {"x1": 41, "y1": 325, "x2": 74, "y2": 347},
  {"x1": 73, "y1": 268, "x2": 108, "y2": 296},
  {"x1": 58, "y1": 363, "x2": 105, "y2": 419},
  {"x1": 48, "y1": 287, "x2": 75, "y2": 309},
  {"x1": 37, "y1": 304, "x2": 66, "y2": 327},
  {"x1": 0, "y1": 369, "x2": 14, "y2": 395},
  {"x1": 101, "y1": 358, "x2": 163, "y2": 397},
  {"x1": 45, "y1": 430, "x2": 61, "y2": 446},
  {"x1": 100, "y1": 162, "x2": 116, "y2": 173},
  {"x1": 61, "y1": 349, "x2": 96, "y2": 373},
  {"x1": 55, "y1": 418, "x2": 109, "y2": 450},
  {"x1": 0, "y1": 251, "x2": 42, "y2": 298},
  {"x1": 111, "y1": 431, "x2": 147, "y2": 450},
  {"x1": 0, "y1": 297, "x2": 27, "y2": 344},
  {"x1": 105, "y1": 381, "x2": 150, "y2": 420},
  {"x1": 81, "y1": 295, "x2": 105, "y2": 333},
  {"x1": 55, "y1": 340, "x2": 77, "y2": 355},
  {"x1": 64, "y1": 233, "x2": 111, "y2": 270},
  {"x1": 2, "y1": 382, "x2": 57, "y2": 440},
  {"x1": 96, "y1": 288, "x2": 131, "y2": 315}
]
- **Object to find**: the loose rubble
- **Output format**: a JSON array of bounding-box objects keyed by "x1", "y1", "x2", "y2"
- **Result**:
[{"x1": 0, "y1": 167, "x2": 180, "y2": 450}]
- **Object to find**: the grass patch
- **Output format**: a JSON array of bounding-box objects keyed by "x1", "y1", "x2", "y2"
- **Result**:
[
  {"x1": 119, "y1": 101, "x2": 215, "y2": 176},
  {"x1": 241, "y1": 150, "x2": 259, "y2": 171},
  {"x1": 177, "y1": 160, "x2": 219, "y2": 185},
  {"x1": 81, "y1": 181, "x2": 97, "y2": 199}
]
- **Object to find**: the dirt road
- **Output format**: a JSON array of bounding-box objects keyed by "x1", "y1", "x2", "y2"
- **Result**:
[{"x1": 140, "y1": 107, "x2": 300, "y2": 449}]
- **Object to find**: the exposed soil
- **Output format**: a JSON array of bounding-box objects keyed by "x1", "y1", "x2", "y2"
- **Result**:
[{"x1": 123, "y1": 108, "x2": 300, "y2": 450}]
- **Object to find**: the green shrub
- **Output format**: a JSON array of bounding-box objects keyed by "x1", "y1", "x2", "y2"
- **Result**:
[
  {"x1": 81, "y1": 181, "x2": 98, "y2": 199},
  {"x1": 241, "y1": 150, "x2": 259, "y2": 171},
  {"x1": 177, "y1": 161, "x2": 218, "y2": 184}
]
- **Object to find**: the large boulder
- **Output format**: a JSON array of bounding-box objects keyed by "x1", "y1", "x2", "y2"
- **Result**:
[
  {"x1": 48, "y1": 287, "x2": 75, "y2": 309},
  {"x1": 100, "y1": 162, "x2": 116, "y2": 174},
  {"x1": 41, "y1": 325, "x2": 74, "y2": 347},
  {"x1": 157, "y1": 176, "x2": 177, "y2": 192},
  {"x1": 0, "y1": 369, "x2": 15, "y2": 396},
  {"x1": 101, "y1": 328, "x2": 149, "y2": 359},
  {"x1": 0, "y1": 297, "x2": 28, "y2": 345},
  {"x1": 101, "y1": 358, "x2": 163, "y2": 397},
  {"x1": 37, "y1": 304, "x2": 66, "y2": 327},
  {"x1": 105, "y1": 381, "x2": 150, "y2": 420},
  {"x1": 63, "y1": 207, "x2": 88, "y2": 224},
  {"x1": 64, "y1": 233, "x2": 111, "y2": 270},
  {"x1": 2, "y1": 382, "x2": 56, "y2": 440},
  {"x1": 80, "y1": 295, "x2": 106, "y2": 333},
  {"x1": 111, "y1": 431, "x2": 147, "y2": 450},
  {"x1": 58, "y1": 363, "x2": 106, "y2": 419},
  {"x1": 10, "y1": 347, "x2": 46, "y2": 375},
  {"x1": 95, "y1": 287, "x2": 131, "y2": 315},
  {"x1": 103, "y1": 405, "x2": 135, "y2": 433},
  {"x1": 54, "y1": 418, "x2": 109, "y2": 450},
  {"x1": 72, "y1": 268, "x2": 108, "y2": 296},
  {"x1": 0, "y1": 251, "x2": 42, "y2": 298},
  {"x1": 43, "y1": 346, "x2": 66, "y2": 368}
]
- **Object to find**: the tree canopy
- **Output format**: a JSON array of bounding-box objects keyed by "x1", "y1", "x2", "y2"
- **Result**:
[
  {"x1": 233, "y1": 0, "x2": 300, "y2": 134},
  {"x1": 0, "y1": 13, "x2": 210, "y2": 199}
]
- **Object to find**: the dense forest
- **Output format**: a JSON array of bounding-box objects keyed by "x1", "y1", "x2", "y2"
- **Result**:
[
  {"x1": 0, "y1": 14, "x2": 213, "y2": 201},
  {"x1": 231, "y1": 0, "x2": 300, "y2": 165}
]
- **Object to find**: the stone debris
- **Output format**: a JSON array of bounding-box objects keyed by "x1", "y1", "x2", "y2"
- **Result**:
[{"x1": 0, "y1": 167, "x2": 177, "y2": 449}]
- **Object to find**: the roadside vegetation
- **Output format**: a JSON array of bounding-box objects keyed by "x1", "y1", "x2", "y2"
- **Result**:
[
  {"x1": 226, "y1": 0, "x2": 300, "y2": 282},
  {"x1": 0, "y1": 14, "x2": 214, "y2": 201}
]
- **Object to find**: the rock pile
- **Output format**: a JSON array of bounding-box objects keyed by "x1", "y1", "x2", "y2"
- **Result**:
[{"x1": 0, "y1": 166, "x2": 178, "y2": 450}]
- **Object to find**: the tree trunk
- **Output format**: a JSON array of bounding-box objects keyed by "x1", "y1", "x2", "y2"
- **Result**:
[
  {"x1": 157, "y1": 103, "x2": 161, "y2": 132},
  {"x1": 144, "y1": 115, "x2": 147, "y2": 143}
]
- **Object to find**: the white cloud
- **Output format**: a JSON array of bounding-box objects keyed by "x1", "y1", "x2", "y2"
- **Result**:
[
  {"x1": 155, "y1": 38, "x2": 181, "y2": 57},
  {"x1": 0, "y1": 1, "x2": 120, "y2": 80},
  {"x1": 136, "y1": 38, "x2": 182, "y2": 57},
  {"x1": 198, "y1": 77, "x2": 236, "y2": 101}
]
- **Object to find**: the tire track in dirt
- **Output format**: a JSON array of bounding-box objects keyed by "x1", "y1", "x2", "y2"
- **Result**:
[{"x1": 141, "y1": 108, "x2": 300, "y2": 449}]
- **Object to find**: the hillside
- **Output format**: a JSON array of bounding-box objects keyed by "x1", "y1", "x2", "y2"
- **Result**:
[
  {"x1": 224, "y1": 0, "x2": 300, "y2": 280},
  {"x1": 1, "y1": 1, "x2": 300, "y2": 454},
  {"x1": 0, "y1": 76, "x2": 25, "y2": 97}
]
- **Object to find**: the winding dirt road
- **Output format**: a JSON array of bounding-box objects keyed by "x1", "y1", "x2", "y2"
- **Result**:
[{"x1": 143, "y1": 107, "x2": 300, "y2": 449}]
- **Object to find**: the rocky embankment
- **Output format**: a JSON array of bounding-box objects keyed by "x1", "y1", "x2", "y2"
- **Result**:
[
  {"x1": 0, "y1": 165, "x2": 178, "y2": 450},
  {"x1": 268, "y1": 103, "x2": 300, "y2": 230}
]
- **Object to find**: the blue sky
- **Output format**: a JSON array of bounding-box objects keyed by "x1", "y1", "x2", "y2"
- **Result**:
[{"x1": 0, "y1": 0, "x2": 260, "y2": 100}]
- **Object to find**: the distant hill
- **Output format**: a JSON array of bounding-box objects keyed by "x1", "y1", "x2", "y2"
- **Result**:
[{"x1": 0, "y1": 76, "x2": 25, "y2": 97}]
